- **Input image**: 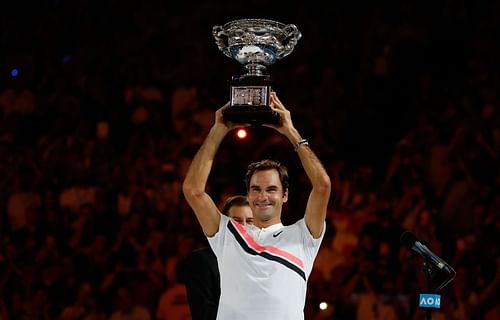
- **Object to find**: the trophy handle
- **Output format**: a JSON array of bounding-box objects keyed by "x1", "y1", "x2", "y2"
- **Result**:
[
  {"x1": 279, "y1": 24, "x2": 302, "y2": 59},
  {"x1": 212, "y1": 25, "x2": 233, "y2": 59}
]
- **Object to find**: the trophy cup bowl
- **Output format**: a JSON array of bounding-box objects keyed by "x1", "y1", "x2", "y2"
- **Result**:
[{"x1": 213, "y1": 19, "x2": 301, "y2": 125}]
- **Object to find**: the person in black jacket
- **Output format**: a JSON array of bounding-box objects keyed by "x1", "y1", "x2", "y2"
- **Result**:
[{"x1": 183, "y1": 195, "x2": 253, "y2": 320}]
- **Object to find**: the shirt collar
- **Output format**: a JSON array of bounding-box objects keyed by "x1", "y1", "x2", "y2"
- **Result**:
[{"x1": 249, "y1": 222, "x2": 284, "y2": 233}]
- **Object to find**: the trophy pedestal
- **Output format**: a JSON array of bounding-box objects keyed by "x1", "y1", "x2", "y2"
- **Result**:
[
  {"x1": 223, "y1": 105, "x2": 280, "y2": 125},
  {"x1": 224, "y1": 74, "x2": 280, "y2": 125}
]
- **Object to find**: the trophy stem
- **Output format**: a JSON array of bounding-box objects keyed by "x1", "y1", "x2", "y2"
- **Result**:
[{"x1": 245, "y1": 63, "x2": 266, "y2": 76}]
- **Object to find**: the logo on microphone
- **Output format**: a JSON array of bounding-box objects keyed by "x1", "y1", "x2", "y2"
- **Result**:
[{"x1": 419, "y1": 294, "x2": 441, "y2": 308}]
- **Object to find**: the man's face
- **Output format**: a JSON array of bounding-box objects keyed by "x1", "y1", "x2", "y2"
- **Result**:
[
  {"x1": 228, "y1": 205, "x2": 254, "y2": 225},
  {"x1": 247, "y1": 169, "x2": 288, "y2": 223}
]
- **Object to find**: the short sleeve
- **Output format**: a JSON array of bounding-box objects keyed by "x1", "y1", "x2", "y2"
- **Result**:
[{"x1": 207, "y1": 214, "x2": 229, "y2": 258}]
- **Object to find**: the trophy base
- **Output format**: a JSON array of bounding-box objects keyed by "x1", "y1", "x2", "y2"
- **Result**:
[
  {"x1": 223, "y1": 106, "x2": 280, "y2": 125},
  {"x1": 225, "y1": 74, "x2": 280, "y2": 125}
]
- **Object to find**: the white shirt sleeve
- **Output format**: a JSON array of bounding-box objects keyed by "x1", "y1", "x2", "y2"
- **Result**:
[
  {"x1": 297, "y1": 218, "x2": 326, "y2": 276},
  {"x1": 206, "y1": 214, "x2": 229, "y2": 258}
]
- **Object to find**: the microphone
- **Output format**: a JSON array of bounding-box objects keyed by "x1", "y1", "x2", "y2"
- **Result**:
[{"x1": 400, "y1": 231, "x2": 453, "y2": 274}]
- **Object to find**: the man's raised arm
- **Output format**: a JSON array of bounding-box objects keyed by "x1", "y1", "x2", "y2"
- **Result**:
[
  {"x1": 182, "y1": 103, "x2": 234, "y2": 237},
  {"x1": 268, "y1": 93, "x2": 331, "y2": 238}
]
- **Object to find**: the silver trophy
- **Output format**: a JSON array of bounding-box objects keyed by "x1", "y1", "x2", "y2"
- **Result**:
[{"x1": 213, "y1": 19, "x2": 301, "y2": 125}]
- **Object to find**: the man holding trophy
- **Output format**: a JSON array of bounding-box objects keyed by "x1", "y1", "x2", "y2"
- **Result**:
[{"x1": 182, "y1": 19, "x2": 332, "y2": 320}]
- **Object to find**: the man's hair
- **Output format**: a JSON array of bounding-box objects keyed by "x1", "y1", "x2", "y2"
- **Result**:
[
  {"x1": 245, "y1": 159, "x2": 289, "y2": 192},
  {"x1": 221, "y1": 195, "x2": 249, "y2": 215}
]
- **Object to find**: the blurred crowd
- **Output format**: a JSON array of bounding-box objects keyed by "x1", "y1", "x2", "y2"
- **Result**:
[{"x1": 0, "y1": 0, "x2": 499, "y2": 319}]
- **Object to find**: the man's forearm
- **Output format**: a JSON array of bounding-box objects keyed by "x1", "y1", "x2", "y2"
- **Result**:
[
  {"x1": 296, "y1": 145, "x2": 331, "y2": 192},
  {"x1": 183, "y1": 125, "x2": 228, "y2": 194},
  {"x1": 182, "y1": 124, "x2": 228, "y2": 236},
  {"x1": 284, "y1": 128, "x2": 331, "y2": 191}
]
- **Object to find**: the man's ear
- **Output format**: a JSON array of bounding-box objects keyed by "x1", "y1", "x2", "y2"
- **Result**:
[{"x1": 283, "y1": 189, "x2": 288, "y2": 203}]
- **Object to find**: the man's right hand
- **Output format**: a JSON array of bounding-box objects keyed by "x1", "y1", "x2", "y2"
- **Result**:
[{"x1": 214, "y1": 102, "x2": 249, "y2": 132}]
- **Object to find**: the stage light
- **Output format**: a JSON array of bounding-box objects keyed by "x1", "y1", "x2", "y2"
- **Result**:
[
  {"x1": 319, "y1": 302, "x2": 328, "y2": 310},
  {"x1": 236, "y1": 128, "x2": 247, "y2": 139},
  {"x1": 10, "y1": 68, "x2": 19, "y2": 77}
]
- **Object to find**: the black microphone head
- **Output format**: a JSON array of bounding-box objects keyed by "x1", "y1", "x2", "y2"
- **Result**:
[{"x1": 400, "y1": 230, "x2": 417, "y2": 249}]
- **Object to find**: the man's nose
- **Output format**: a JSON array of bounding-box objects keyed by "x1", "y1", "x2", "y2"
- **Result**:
[{"x1": 257, "y1": 191, "x2": 268, "y2": 199}]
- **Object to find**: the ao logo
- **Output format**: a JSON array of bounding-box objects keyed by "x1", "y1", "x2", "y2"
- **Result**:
[{"x1": 419, "y1": 294, "x2": 441, "y2": 308}]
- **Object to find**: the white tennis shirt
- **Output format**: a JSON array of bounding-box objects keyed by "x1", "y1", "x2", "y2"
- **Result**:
[{"x1": 208, "y1": 214, "x2": 325, "y2": 320}]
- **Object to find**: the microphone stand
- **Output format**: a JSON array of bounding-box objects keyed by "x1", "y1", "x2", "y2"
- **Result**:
[
  {"x1": 421, "y1": 259, "x2": 456, "y2": 320},
  {"x1": 423, "y1": 260, "x2": 434, "y2": 320}
]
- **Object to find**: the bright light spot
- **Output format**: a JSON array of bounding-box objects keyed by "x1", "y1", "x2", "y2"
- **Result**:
[
  {"x1": 319, "y1": 302, "x2": 328, "y2": 310},
  {"x1": 236, "y1": 128, "x2": 247, "y2": 139},
  {"x1": 11, "y1": 68, "x2": 19, "y2": 77}
]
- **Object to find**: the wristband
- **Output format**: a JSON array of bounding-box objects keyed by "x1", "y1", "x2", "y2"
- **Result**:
[{"x1": 294, "y1": 139, "x2": 309, "y2": 152}]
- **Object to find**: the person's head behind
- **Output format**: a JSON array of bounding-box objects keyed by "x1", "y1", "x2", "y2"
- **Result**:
[
  {"x1": 221, "y1": 195, "x2": 253, "y2": 225},
  {"x1": 245, "y1": 159, "x2": 289, "y2": 225}
]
